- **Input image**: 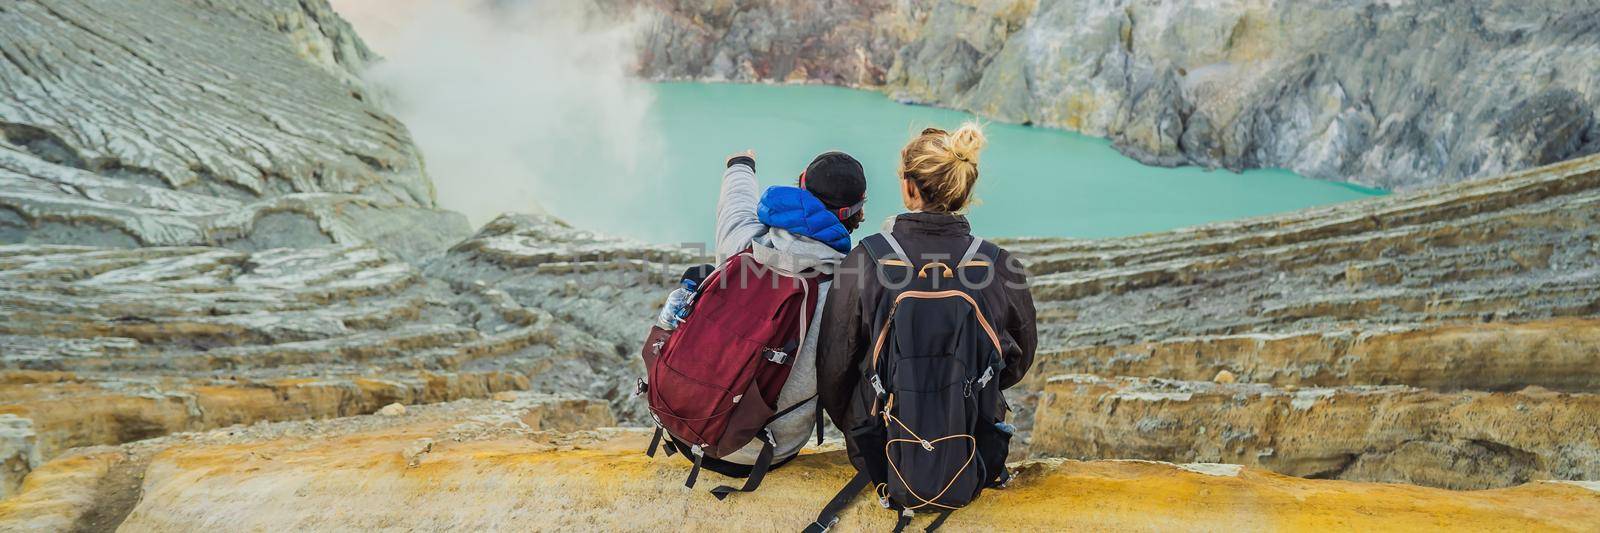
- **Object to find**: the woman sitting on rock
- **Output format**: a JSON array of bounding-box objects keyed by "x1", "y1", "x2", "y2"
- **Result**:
[{"x1": 811, "y1": 123, "x2": 1036, "y2": 527}]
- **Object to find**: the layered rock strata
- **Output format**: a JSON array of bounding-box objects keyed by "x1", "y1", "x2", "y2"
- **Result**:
[
  {"x1": 0, "y1": 244, "x2": 549, "y2": 378},
  {"x1": 0, "y1": 215, "x2": 706, "y2": 487},
  {"x1": 424, "y1": 214, "x2": 709, "y2": 422},
  {"x1": 627, "y1": 0, "x2": 1600, "y2": 190},
  {"x1": 1014, "y1": 154, "x2": 1600, "y2": 390},
  {"x1": 7, "y1": 155, "x2": 1598, "y2": 498},
  {"x1": 0, "y1": 370, "x2": 527, "y2": 462},
  {"x1": 0, "y1": 241, "x2": 522, "y2": 488},
  {"x1": 1031, "y1": 375, "x2": 1600, "y2": 490},
  {"x1": 0, "y1": 0, "x2": 469, "y2": 258},
  {"x1": 1005, "y1": 154, "x2": 1600, "y2": 488}
]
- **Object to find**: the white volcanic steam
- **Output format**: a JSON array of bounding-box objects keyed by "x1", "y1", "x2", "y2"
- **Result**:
[{"x1": 331, "y1": 0, "x2": 657, "y2": 228}]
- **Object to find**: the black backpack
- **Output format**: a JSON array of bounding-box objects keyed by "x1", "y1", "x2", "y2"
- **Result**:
[{"x1": 807, "y1": 232, "x2": 1014, "y2": 532}]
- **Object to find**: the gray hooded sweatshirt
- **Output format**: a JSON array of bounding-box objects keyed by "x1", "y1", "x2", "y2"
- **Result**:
[{"x1": 713, "y1": 161, "x2": 843, "y2": 465}]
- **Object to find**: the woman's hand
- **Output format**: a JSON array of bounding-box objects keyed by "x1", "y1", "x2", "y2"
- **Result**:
[{"x1": 726, "y1": 149, "x2": 756, "y2": 166}]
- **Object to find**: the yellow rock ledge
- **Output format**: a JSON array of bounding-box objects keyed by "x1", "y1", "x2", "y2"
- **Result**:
[{"x1": 99, "y1": 428, "x2": 1600, "y2": 532}]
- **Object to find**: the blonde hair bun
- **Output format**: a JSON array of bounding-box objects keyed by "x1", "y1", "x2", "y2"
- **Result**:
[
  {"x1": 899, "y1": 122, "x2": 989, "y2": 213},
  {"x1": 947, "y1": 122, "x2": 987, "y2": 166}
]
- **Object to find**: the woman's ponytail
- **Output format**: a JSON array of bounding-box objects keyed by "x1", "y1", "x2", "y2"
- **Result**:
[{"x1": 899, "y1": 122, "x2": 988, "y2": 213}]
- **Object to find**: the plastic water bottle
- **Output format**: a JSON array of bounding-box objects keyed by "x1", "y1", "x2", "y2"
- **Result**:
[{"x1": 656, "y1": 279, "x2": 697, "y2": 330}]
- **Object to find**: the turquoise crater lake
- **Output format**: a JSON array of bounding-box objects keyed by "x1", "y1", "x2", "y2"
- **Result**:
[{"x1": 547, "y1": 83, "x2": 1382, "y2": 245}]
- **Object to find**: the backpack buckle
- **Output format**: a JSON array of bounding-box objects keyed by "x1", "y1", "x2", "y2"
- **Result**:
[
  {"x1": 631, "y1": 377, "x2": 648, "y2": 399},
  {"x1": 764, "y1": 348, "x2": 790, "y2": 365},
  {"x1": 977, "y1": 366, "x2": 995, "y2": 389},
  {"x1": 870, "y1": 375, "x2": 886, "y2": 397}
]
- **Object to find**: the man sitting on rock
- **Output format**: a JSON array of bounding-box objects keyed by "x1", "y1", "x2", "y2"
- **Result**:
[{"x1": 709, "y1": 148, "x2": 868, "y2": 470}]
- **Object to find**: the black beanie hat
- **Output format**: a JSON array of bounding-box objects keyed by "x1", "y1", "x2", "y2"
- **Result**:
[{"x1": 801, "y1": 151, "x2": 867, "y2": 213}]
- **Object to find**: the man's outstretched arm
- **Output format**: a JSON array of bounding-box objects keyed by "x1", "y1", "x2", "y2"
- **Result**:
[{"x1": 714, "y1": 150, "x2": 764, "y2": 260}]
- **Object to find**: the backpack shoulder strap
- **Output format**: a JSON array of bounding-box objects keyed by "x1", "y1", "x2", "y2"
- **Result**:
[
  {"x1": 959, "y1": 236, "x2": 999, "y2": 266},
  {"x1": 881, "y1": 232, "x2": 910, "y2": 262},
  {"x1": 803, "y1": 471, "x2": 872, "y2": 533},
  {"x1": 698, "y1": 246, "x2": 753, "y2": 292},
  {"x1": 861, "y1": 232, "x2": 911, "y2": 266},
  {"x1": 957, "y1": 236, "x2": 1007, "y2": 380},
  {"x1": 862, "y1": 233, "x2": 914, "y2": 292},
  {"x1": 709, "y1": 429, "x2": 775, "y2": 500}
]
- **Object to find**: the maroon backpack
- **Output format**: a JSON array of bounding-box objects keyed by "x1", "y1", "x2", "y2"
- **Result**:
[{"x1": 639, "y1": 249, "x2": 825, "y2": 497}]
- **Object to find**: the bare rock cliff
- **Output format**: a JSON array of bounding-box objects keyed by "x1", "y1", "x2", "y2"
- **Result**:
[{"x1": 0, "y1": 0, "x2": 470, "y2": 259}]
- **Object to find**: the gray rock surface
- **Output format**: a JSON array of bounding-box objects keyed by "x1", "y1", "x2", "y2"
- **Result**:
[
  {"x1": 1013, "y1": 154, "x2": 1600, "y2": 382},
  {"x1": 618, "y1": 0, "x2": 896, "y2": 85},
  {"x1": 9, "y1": 151, "x2": 1597, "y2": 490},
  {"x1": 0, "y1": 0, "x2": 470, "y2": 258},
  {"x1": 0, "y1": 238, "x2": 645, "y2": 462},
  {"x1": 0, "y1": 415, "x2": 40, "y2": 499},
  {"x1": 0, "y1": 0, "x2": 701, "y2": 471},
  {"x1": 626, "y1": 0, "x2": 1600, "y2": 190},
  {"x1": 424, "y1": 214, "x2": 709, "y2": 422},
  {"x1": 1005, "y1": 153, "x2": 1600, "y2": 488},
  {"x1": 0, "y1": 214, "x2": 707, "y2": 465},
  {"x1": 1032, "y1": 374, "x2": 1600, "y2": 490}
]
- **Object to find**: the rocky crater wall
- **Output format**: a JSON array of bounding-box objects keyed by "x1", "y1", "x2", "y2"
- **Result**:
[{"x1": 625, "y1": 0, "x2": 1600, "y2": 190}]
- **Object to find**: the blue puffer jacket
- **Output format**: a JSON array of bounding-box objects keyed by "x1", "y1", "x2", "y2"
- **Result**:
[{"x1": 757, "y1": 186, "x2": 852, "y2": 254}]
